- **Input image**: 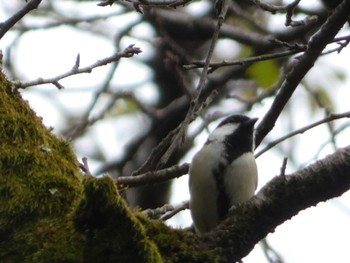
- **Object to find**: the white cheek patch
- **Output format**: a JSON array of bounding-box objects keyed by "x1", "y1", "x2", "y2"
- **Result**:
[{"x1": 208, "y1": 123, "x2": 238, "y2": 142}]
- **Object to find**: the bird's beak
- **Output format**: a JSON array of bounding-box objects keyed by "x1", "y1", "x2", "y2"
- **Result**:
[{"x1": 246, "y1": 118, "x2": 258, "y2": 127}]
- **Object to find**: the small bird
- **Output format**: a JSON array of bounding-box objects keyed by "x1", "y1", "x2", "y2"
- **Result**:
[{"x1": 189, "y1": 115, "x2": 258, "y2": 234}]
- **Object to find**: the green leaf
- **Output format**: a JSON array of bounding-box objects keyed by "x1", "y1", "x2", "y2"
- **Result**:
[{"x1": 247, "y1": 60, "x2": 280, "y2": 88}]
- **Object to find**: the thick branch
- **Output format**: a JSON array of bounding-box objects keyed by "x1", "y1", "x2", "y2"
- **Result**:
[
  {"x1": 204, "y1": 146, "x2": 350, "y2": 262},
  {"x1": 255, "y1": 0, "x2": 350, "y2": 146},
  {"x1": 0, "y1": 0, "x2": 42, "y2": 40}
]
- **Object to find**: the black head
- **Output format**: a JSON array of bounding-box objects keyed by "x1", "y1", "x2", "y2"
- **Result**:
[
  {"x1": 208, "y1": 114, "x2": 258, "y2": 162},
  {"x1": 217, "y1": 115, "x2": 258, "y2": 129}
]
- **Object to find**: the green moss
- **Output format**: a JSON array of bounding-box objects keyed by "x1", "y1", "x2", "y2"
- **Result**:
[
  {"x1": 0, "y1": 217, "x2": 85, "y2": 262},
  {"x1": 74, "y1": 176, "x2": 162, "y2": 262},
  {"x1": 0, "y1": 71, "x2": 198, "y2": 262},
  {"x1": 138, "y1": 215, "x2": 217, "y2": 263},
  {"x1": 0, "y1": 72, "x2": 83, "y2": 261}
]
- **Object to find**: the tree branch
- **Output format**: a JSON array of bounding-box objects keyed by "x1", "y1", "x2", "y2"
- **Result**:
[
  {"x1": 0, "y1": 0, "x2": 42, "y2": 40},
  {"x1": 184, "y1": 46, "x2": 306, "y2": 72},
  {"x1": 205, "y1": 145, "x2": 350, "y2": 262},
  {"x1": 13, "y1": 45, "x2": 142, "y2": 89},
  {"x1": 116, "y1": 163, "x2": 189, "y2": 187}
]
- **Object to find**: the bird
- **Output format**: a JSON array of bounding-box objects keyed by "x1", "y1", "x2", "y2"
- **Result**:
[{"x1": 189, "y1": 115, "x2": 258, "y2": 234}]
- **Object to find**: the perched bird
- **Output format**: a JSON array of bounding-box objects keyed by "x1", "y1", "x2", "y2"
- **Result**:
[{"x1": 189, "y1": 115, "x2": 258, "y2": 234}]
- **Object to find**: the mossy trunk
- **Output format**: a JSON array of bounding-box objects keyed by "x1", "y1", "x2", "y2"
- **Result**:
[{"x1": 0, "y1": 72, "x2": 163, "y2": 262}]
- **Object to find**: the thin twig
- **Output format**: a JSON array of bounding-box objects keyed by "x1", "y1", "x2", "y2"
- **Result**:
[
  {"x1": 184, "y1": 46, "x2": 306, "y2": 72},
  {"x1": 314, "y1": 120, "x2": 350, "y2": 159},
  {"x1": 143, "y1": 204, "x2": 174, "y2": 219},
  {"x1": 157, "y1": 89, "x2": 218, "y2": 168},
  {"x1": 98, "y1": 0, "x2": 193, "y2": 9},
  {"x1": 260, "y1": 238, "x2": 285, "y2": 263},
  {"x1": 142, "y1": 201, "x2": 189, "y2": 220},
  {"x1": 255, "y1": 111, "x2": 350, "y2": 158},
  {"x1": 142, "y1": 201, "x2": 189, "y2": 221},
  {"x1": 280, "y1": 158, "x2": 288, "y2": 177},
  {"x1": 13, "y1": 11, "x2": 126, "y2": 31},
  {"x1": 229, "y1": 1, "x2": 268, "y2": 33},
  {"x1": 304, "y1": 84, "x2": 337, "y2": 150},
  {"x1": 79, "y1": 157, "x2": 93, "y2": 177},
  {"x1": 195, "y1": 0, "x2": 229, "y2": 95},
  {"x1": 64, "y1": 91, "x2": 143, "y2": 140},
  {"x1": 251, "y1": 0, "x2": 316, "y2": 27},
  {"x1": 95, "y1": 96, "x2": 189, "y2": 175},
  {"x1": 159, "y1": 201, "x2": 189, "y2": 221},
  {"x1": 187, "y1": 37, "x2": 348, "y2": 73},
  {"x1": 229, "y1": 82, "x2": 281, "y2": 112},
  {"x1": 14, "y1": 45, "x2": 142, "y2": 89}
]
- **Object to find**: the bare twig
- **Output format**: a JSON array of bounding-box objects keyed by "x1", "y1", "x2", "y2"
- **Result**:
[
  {"x1": 304, "y1": 84, "x2": 337, "y2": 150},
  {"x1": 79, "y1": 157, "x2": 93, "y2": 177},
  {"x1": 98, "y1": 0, "x2": 193, "y2": 9},
  {"x1": 131, "y1": 89, "x2": 216, "y2": 176},
  {"x1": 195, "y1": 0, "x2": 228, "y2": 95},
  {"x1": 314, "y1": 120, "x2": 350, "y2": 159},
  {"x1": 251, "y1": 0, "x2": 316, "y2": 27},
  {"x1": 255, "y1": 111, "x2": 350, "y2": 158},
  {"x1": 143, "y1": 204, "x2": 174, "y2": 219},
  {"x1": 186, "y1": 36, "x2": 349, "y2": 73},
  {"x1": 14, "y1": 45, "x2": 142, "y2": 89},
  {"x1": 229, "y1": 82, "x2": 280, "y2": 112},
  {"x1": 95, "y1": 96, "x2": 189, "y2": 175},
  {"x1": 229, "y1": 1, "x2": 269, "y2": 33},
  {"x1": 0, "y1": 0, "x2": 42, "y2": 40},
  {"x1": 117, "y1": 163, "x2": 189, "y2": 187},
  {"x1": 184, "y1": 46, "x2": 306, "y2": 72},
  {"x1": 159, "y1": 201, "x2": 189, "y2": 221},
  {"x1": 251, "y1": 0, "x2": 301, "y2": 14},
  {"x1": 156, "y1": 89, "x2": 218, "y2": 168},
  {"x1": 142, "y1": 201, "x2": 189, "y2": 220},
  {"x1": 260, "y1": 238, "x2": 285, "y2": 263},
  {"x1": 280, "y1": 158, "x2": 288, "y2": 177},
  {"x1": 64, "y1": 91, "x2": 144, "y2": 140},
  {"x1": 13, "y1": 11, "x2": 126, "y2": 31},
  {"x1": 62, "y1": 19, "x2": 143, "y2": 141}
]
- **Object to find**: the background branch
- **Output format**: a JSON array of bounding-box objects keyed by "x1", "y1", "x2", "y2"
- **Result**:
[
  {"x1": 14, "y1": 45, "x2": 142, "y2": 89},
  {"x1": 0, "y1": 0, "x2": 42, "y2": 40},
  {"x1": 255, "y1": 0, "x2": 350, "y2": 147}
]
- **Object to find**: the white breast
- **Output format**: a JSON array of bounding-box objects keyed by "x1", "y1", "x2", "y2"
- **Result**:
[
  {"x1": 224, "y1": 152, "x2": 258, "y2": 205},
  {"x1": 189, "y1": 142, "x2": 224, "y2": 233}
]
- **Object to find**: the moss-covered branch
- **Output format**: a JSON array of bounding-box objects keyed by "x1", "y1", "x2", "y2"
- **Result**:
[{"x1": 203, "y1": 146, "x2": 350, "y2": 262}]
